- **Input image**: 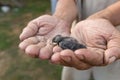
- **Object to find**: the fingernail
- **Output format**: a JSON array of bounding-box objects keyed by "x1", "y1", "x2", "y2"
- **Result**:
[{"x1": 109, "y1": 56, "x2": 117, "y2": 64}]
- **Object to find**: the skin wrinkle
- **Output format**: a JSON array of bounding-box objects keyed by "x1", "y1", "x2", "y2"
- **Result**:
[
  {"x1": 75, "y1": 53, "x2": 92, "y2": 67},
  {"x1": 88, "y1": 39, "x2": 106, "y2": 50},
  {"x1": 38, "y1": 22, "x2": 54, "y2": 34},
  {"x1": 37, "y1": 22, "x2": 57, "y2": 37},
  {"x1": 28, "y1": 22, "x2": 38, "y2": 32},
  {"x1": 83, "y1": 34, "x2": 106, "y2": 50},
  {"x1": 61, "y1": 56, "x2": 73, "y2": 67},
  {"x1": 107, "y1": 31, "x2": 120, "y2": 48},
  {"x1": 88, "y1": 47, "x2": 105, "y2": 65},
  {"x1": 46, "y1": 44, "x2": 54, "y2": 59}
]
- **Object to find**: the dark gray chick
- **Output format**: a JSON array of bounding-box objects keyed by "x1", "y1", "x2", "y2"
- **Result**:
[{"x1": 52, "y1": 35, "x2": 86, "y2": 51}]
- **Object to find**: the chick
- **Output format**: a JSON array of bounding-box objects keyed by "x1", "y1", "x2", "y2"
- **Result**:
[{"x1": 52, "y1": 35, "x2": 86, "y2": 51}]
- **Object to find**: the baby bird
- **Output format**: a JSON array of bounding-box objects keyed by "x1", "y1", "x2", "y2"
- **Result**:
[{"x1": 52, "y1": 35, "x2": 86, "y2": 51}]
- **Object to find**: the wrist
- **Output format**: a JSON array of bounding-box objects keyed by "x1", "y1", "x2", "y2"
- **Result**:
[
  {"x1": 53, "y1": 13, "x2": 76, "y2": 25},
  {"x1": 87, "y1": 9, "x2": 112, "y2": 24},
  {"x1": 52, "y1": 0, "x2": 78, "y2": 25},
  {"x1": 52, "y1": 14, "x2": 72, "y2": 29}
]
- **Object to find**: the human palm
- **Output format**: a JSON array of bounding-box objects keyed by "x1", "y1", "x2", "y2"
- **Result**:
[
  {"x1": 72, "y1": 19, "x2": 120, "y2": 66},
  {"x1": 19, "y1": 15, "x2": 70, "y2": 59}
]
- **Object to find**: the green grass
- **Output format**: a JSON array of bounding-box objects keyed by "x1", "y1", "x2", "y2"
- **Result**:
[{"x1": 0, "y1": 0, "x2": 62, "y2": 80}]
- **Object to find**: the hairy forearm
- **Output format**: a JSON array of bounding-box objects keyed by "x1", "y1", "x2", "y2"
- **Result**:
[
  {"x1": 88, "y1": 1, "x2": 120, "y2": 26},
  {"x1": 53, "y1": 0, "x2": 77, "y2": 24}
]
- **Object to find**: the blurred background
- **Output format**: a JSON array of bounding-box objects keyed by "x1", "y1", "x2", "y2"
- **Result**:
[{"x1": 0, "y1": 0, "x2": 62, "y2": 80}]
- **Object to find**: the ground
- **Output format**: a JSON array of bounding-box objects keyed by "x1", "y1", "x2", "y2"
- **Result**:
[{"x1": 0, "y1": 0, "x2": 62, "y2": 80}]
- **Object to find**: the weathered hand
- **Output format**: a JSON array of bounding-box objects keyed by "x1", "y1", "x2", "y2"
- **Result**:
[
  {"x1": 51, "y1": 19, "x2": 120, "y2": 70},
  {"x1": 19, "y1": 15, "x2": 70, "y2": 59},
  {"x1": 72, "y1": 19, "x2": 120, "y2": 66}
]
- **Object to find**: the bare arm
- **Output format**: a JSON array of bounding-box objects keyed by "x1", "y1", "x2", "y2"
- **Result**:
[
  {"x1": 88, "y1": 1, "x2": 120, "y2": 26},
  {"x1": 53, "y1": 0, "x2": 78, "y2": 24}
]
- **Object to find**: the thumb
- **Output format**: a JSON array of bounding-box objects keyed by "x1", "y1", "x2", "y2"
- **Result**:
[
  {"x1": 105, "y1": 47, "x2": 120, "y2": 64},
  {"x1": 20, "y1": 22, "x2": 38, "y2": 40},
  {"x1": 104, "y1": 31, "x2": 120, "y2": 64}
]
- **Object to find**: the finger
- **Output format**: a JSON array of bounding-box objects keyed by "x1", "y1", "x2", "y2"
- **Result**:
[
  {"x1": 50, "y1": 52, "x2": 61, "y2": 65},
  {"x1": 51, "y1": 52, "x2": 77, "y2": 67},
  {"x1": 75, "y1": 48, "x2": 104, "y2": 66},
  {"x1": 39, "y1": 43, "x2": 53, "y2": 60},
  {"x1": 60, "y1": 50, "x2": 92, "y2": 70},
  {"x1": 20, "y1": 23, "x2": 38, "y2": 40},
  {"x1": 105, "y1": 47, "x2": 120, "y2": 64},
  {"x1": 25, "y1": 42, "x2": 46, "y2": 58},
  {"x1": 53, "y1": 46, "x2": 62, "y2": 53},
  {"x1": 104, "y1": 31, "x2": 120, "y2": 64},
  {"x1": 19, "y1": 37, "x2": 39, "y2": 50}
]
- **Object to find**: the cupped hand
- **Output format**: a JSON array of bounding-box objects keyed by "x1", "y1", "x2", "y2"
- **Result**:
[
  {"x1": 51, "y1": 19, "x2": 120, "y2": 70},
  {"x1": 19, "y1": 15, "x2": 70, "y2": 59},
  {"x1": 72, "y1": 19, "x2": 120, "y2": 66}
]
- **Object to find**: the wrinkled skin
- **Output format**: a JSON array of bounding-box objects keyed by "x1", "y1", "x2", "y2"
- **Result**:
[
  {"x1": 51, "y1": 19, "x2": 120, "y2": 70},
  {"x1": 19, "y1": 15, "x2": 70, "y2": 59}
]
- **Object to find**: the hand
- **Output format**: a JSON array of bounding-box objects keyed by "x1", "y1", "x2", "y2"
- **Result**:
[
  {"x1": 72, "y1": 19, "x2": 120, "y2": 66},
  {"x1": 19, "y1": 15, "x2": 70, "y2": 60},
  {"x1": 51, "y1": 19, "x2": 120, "y2": 70}
]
